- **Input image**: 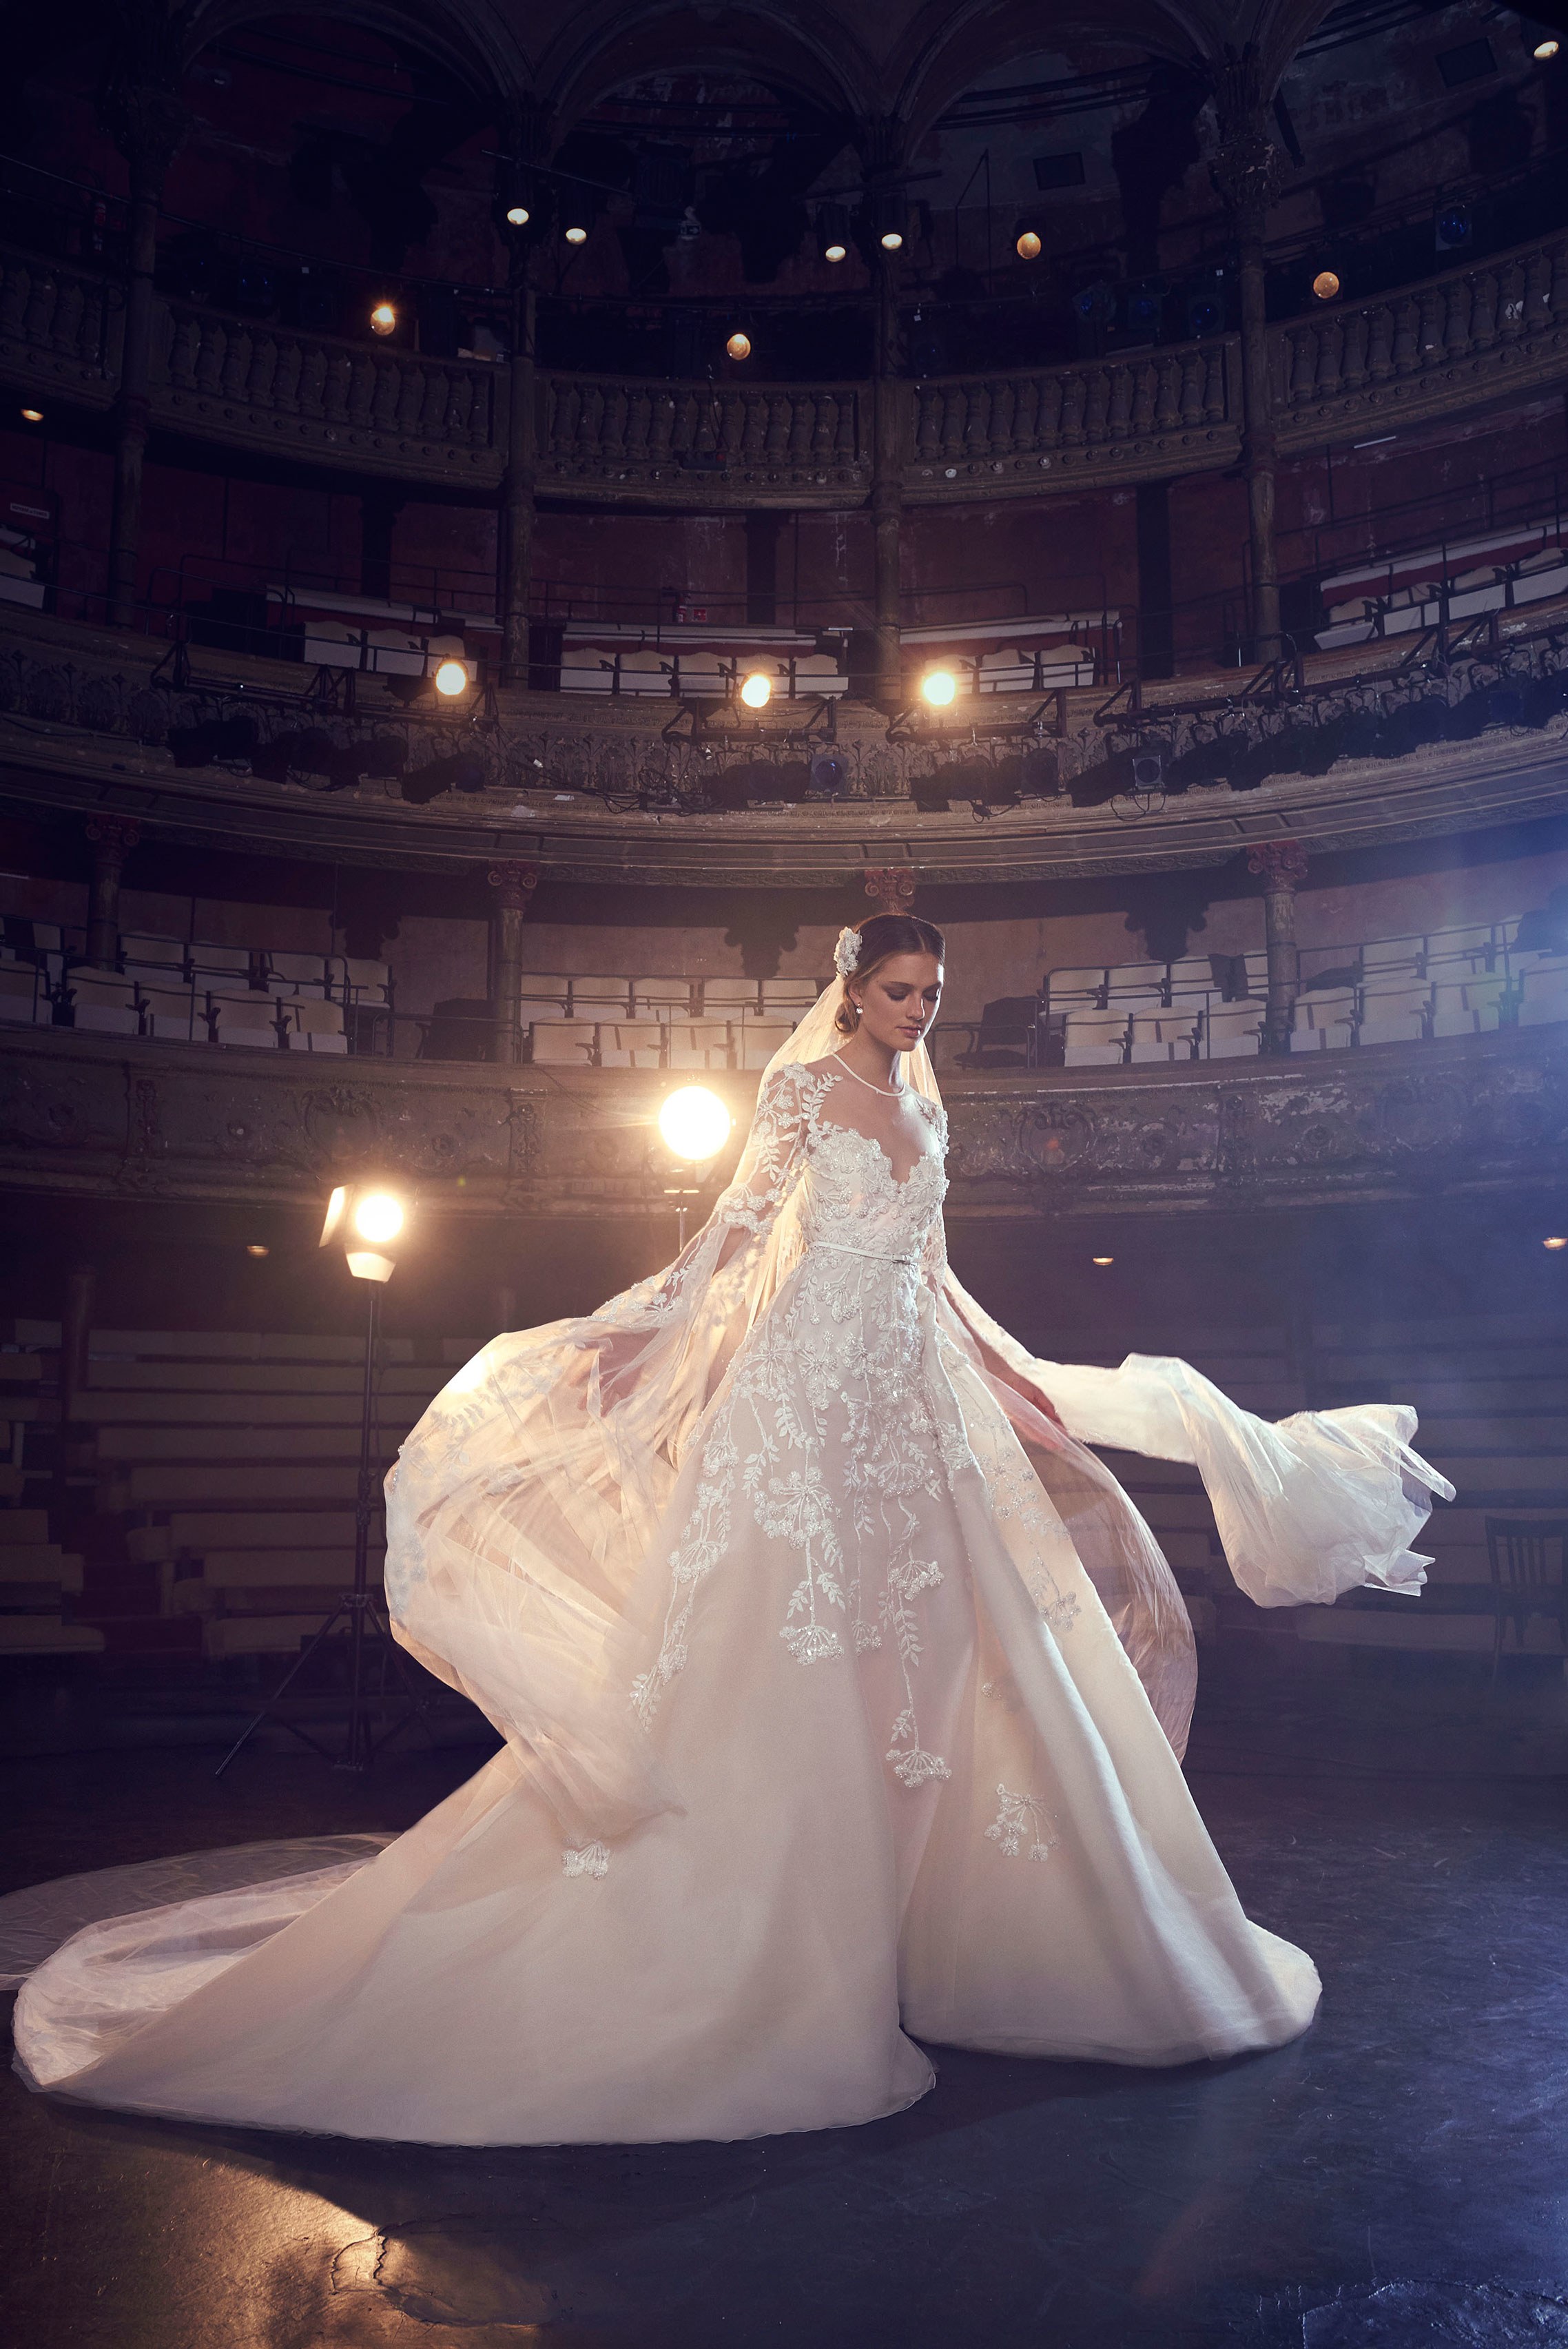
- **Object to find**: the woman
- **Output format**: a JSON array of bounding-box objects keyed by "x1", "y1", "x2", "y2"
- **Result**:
[{"x1": 12, "y1": 915, "x2": 1450, "y2": 2144}]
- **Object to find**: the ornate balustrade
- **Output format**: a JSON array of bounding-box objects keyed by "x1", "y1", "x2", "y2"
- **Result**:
[
  {"x1": 1272, "y1": 233, "x2": 1568, "y2": 447},
  {"x1": 5, "y1": 232, "x2": 1568, "y2": 503},
  {"x1": 0, "y1": 1020, "x2": 1562, "y2": 1220}
]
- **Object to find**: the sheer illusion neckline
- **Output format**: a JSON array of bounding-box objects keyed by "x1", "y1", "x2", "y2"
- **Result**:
[{"x1": 815, "y1": 1072, "x2": 938, "y2": 1191}]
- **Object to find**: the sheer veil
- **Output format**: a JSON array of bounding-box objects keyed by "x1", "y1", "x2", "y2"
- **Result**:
[{"x1": 385, "y1": 978, "x2": 1452, "y2": 1851}]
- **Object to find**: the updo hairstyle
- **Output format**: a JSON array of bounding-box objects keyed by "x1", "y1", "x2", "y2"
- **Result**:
[{"x1": 834, "y1": 913, "x2": 946, "y2": 1036}]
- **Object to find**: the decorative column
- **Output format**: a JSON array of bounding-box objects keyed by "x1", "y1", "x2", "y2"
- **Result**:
[
  {"x1": 1247, "y1": 839, "x2": 1309, "y2": 1054},
  {"x1": 863, "y1": 124, "x2": 908, "y2": 712},
  {"x1": 85, "y1": 817, "x2": 141, "y2": 968},
  {"x1": 864, "y1": 865, "x2": 917, "y2": 917},
  {"x1": 499, "y1": 265, "x2": 538, "y2": 684},
  {"x1": 1211, "y1": 55, "x2": 1286, "y2": 661},
  {"x1": 486, "y1": 859, "x2": 539, "y2": 1063},
  {"x1": 101, "y1": 76, "x2": 189, "y2": 628}
]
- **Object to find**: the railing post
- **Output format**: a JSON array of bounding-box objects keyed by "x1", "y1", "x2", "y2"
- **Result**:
[
  {"x1": 84, "y1": 816, "x2": 141, "y2": 969},
  {"x1": 499, "y1": 267, "x2": 537, "y2": 685},
  {"x1": 486, "y1": 859, "x2": 539, "y2": 1064},
  {"x1": 1247, "y1": 840, "x2": 1309, "y2": 1054},
  {"x1": 1212, "y1": 54, "x2": 1286, "y2": 661},
  {"x1": 100, "y1": 79, "x2": 188, "y2": 629}
]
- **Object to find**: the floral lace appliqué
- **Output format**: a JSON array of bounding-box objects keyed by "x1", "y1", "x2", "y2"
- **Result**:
[
  {"x1": 562, "y1": 1841, "x2": 610, "y2": 1879},
  {"x1": 984, "y1": 1786, "x2": 1058, "y2": 1862}
]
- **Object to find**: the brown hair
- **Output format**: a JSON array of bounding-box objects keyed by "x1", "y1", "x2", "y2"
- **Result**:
[{"x1": 834, "y1": 913, "x2": 946, "y2": 1036}]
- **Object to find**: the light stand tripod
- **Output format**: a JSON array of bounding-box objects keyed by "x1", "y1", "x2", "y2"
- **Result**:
[{"x1": 215, "y1": 1202, "x2": 435, "y2": 1778}]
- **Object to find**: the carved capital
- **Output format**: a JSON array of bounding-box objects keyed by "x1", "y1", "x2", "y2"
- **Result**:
[
  {"x1": 863, "y1": 865, "x2": 917, "y2": 915},
  {"x1": 486, "y1": 860, "x2": 540, "y2": 912},
  {"x1": 85, "y1": 817, "x2": 142, "y2": 862},
  {"x1": 99, "y1": 83, "x2": 190, "y2": 182},
  {"x1": 1247, "y1": 840, "x2": 1310, "y2": 892},
  {"x1": 1210, "y1": 54, "x2": 1285, "y2": 236}
]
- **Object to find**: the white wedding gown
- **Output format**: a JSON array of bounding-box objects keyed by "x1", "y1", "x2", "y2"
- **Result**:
[{"x1": 12, "y1": 1052, "x2": 1451, "y2": 2145}]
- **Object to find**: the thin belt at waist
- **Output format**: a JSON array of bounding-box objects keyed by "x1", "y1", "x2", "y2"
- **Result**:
[{"x1": 811, "y1": 1238, "x2": 916, "y2": 1268}]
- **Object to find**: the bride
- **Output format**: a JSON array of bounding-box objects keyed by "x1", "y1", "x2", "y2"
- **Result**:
[{"x1": 12, "y1": 914, "x2": 1450, "y2": 2145}]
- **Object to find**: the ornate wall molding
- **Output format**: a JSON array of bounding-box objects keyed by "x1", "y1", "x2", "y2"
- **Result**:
[
  {"x1": 1, "y1": 1024, "x2": 1562, "y2": 1220},
  {"x1": 4, "y1": 231, "x2": 1567, "y2": 502}
]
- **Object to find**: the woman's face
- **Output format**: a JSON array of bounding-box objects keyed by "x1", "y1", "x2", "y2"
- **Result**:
[{"x1": 849, "y1": 951, "x2": 944, "y2": 1054}]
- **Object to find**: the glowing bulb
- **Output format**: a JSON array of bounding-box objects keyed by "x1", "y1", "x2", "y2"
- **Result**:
[
  {"x1": 880, "y1": 229, "x2": 903, "y2": 252},
  {"x1": 739, "y1": 670, "x2": 772, "y2": 708},
  {"x1": 1092, "y1": 1255, "x2": 1114, "y2": 1266},
  {"x1": 1312, "y1": 270, "x2": 1341, "y2": 302},
  {"x1": 20, "y1": 407, "x2": 43, "y2": 423},
  {"x1": 658, "y1": 1085, "x2": 732, "y2": 1165},
  {"x1": 825, "y1": 241, "x2": 847, "y2": 263},
  {"x1": 564, "y1": 224, "x2": 588, "y2": 245},
  {"x1": 505, "y1": 203, "x2": 530, "y2": 226},
  {"x1": 351, "y1": 1191, "x2": 404, "y2": 1244},
  {"x1": 369, "y1": 302, "x2": 397, "y2": 335},
  {"x1": 921, "y1": 668, "x2": 957, "y2": 707},
  {"x1": 1016, "y1": 231, "x2": 1042, "y2": 260},
  {"x1": 1545, "y1": 1235, "x2": 1568, "y2": 1249},
  {"x1": 1536, "y1": 36, "x2": 1560, "y2": 57},
  {"x1": 725, "y1": 331, "x2": 752, "y2": 361},
  {"x1": 245, "y1": 1243, "x2": 269, "y2": 1258},
  {"x1": 433, "y1": 658, "x2": 468, "y2": 697}
]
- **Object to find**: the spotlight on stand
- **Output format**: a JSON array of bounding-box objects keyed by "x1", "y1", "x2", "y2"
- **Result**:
[
  {"x1": 880, "y1": 227, "x2": 904, "y2": 252},
  {"x1": 214, "y1": 1180, "x2": 432, "y2": 1778},
  {"x1": 506, "y1": 203, "x2": 530, "y2": 226},
  {"x1": 1536, "y1": 35, "x2": 1560, "y2": 57},
  {"x1": 369, "y1": 300, "x2": 397, "y2": 336},
  {"x1": 564, "y1": 223, "x2": 588, "y2": 244},
  {"x1": 658, "y1": 1085, "x2": 733, "y2": 1247},
  {"x1": 807, "y1": 750, "x2": 847, "y2": 799},
  {"x1": 433, "y1": 658, "x2": 469, "y2": 697},
  {"x1": 739, "y1": 668, "x2": 772, "y2": 708},
  {"x1": 921, "y1": 667, "x2": 958, "y2": 707}
]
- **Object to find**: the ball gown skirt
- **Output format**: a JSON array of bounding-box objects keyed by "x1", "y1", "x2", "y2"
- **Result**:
[{"x1": 11, "y1": 1065, "x2": 1450, "y2": 2144}]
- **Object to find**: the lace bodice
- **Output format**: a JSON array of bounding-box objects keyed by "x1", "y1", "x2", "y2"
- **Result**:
[{"x1": 714, "y1": 1062, "x2": 949, "y2": 1282}]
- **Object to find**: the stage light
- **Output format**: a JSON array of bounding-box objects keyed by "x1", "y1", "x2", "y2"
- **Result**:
[
  {"x1": 245, "y1": 1244, "x2": 269, "y2": 1258},
  {"x1": 1312, "y1": 270, "x2": 1341, "y2": 300},
  {"x1": 1545, "y1": 1235, "x2": 1567, "y2": 1249},
  {"x1": 433, "y1": 658, "x2": 468, "y2": 697},
  {"x1": 880, "y1": 229, "x2": 903, "y2": 252},
  {"x1": 725, "y1": 331, "x2": 752, "y2": 361},
  {"x1": 1092, "y1": 1255, "x2": 1114, "y2": 1266},
  {"x1": 505, "y1": 203, "x2": 530, "y2": 226},
  {"x1": 739, "y1": 669, "x2": 772, "y2": 708},
  {"x1": 1016, "y1": 231, "x2": 1042, "y2": 260},
  {"x1": 353, "y1": 1191, "x2": 404, "y2": 1244},
  {"x1": 921, "y1": 667, "x2": 957, "y2": 707},
  {"x1": 1536, "y1": 36, "x2": 1560, "y2": 57},
  {"x1": 659, "y1": 1085, "x2": 732, "y2": 1164},
  {"x1": 564, "y1": 223, "x2": 588, "y2": 245},
  {"x1": 20, "y1": 407, "x2": 43, "y2": 423},
  {"x1": 825, "y1": 238, "x2": 847, "y2": 263},
  {"x1": 320, "y1": 1182, "x2": 409, "y2": 1284}
]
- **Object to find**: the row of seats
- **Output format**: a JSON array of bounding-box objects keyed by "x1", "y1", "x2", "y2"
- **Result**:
[
  {"x1": 530, "y1": 1020, "x2": 794, "y2": 1070},
  {"x1": 0, "y1": 927, "x2": 391, "y2": 1052},
  {"x1": 1314, "y1": 534, "x2": 1568, "y2": 652},
  {"x1": 1058, "y1": 955, "x2": 1568, "y2": 1064},
  {"x1": 1045, "y1": 921, "x2": 1544, "y2": 1017},
  {"x1": 520, "y1": 974, "x2": 824, "y2": 1022}
]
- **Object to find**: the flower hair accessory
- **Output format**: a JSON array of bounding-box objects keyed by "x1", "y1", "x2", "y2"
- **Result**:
[{"x1": 834, "y1": 926, "x2": 862, "y2": 979}]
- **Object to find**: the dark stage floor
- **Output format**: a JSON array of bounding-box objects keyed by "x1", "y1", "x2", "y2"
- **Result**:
[{"x1": 3, "y1": 1737, "x2": 1567, "y2": 2349}]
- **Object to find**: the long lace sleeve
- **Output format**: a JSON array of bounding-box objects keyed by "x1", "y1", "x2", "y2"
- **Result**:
[{"x1": 711, "y1": 1062, "x2": 816, "y2": 1243}]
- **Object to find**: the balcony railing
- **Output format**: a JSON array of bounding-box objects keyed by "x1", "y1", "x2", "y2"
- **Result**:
[{"x1": 7, "y1": 228, "x2": 1568, "y2": 502}]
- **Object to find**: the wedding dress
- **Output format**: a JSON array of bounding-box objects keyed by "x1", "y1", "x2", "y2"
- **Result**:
[{"x1": 11, "y1": 998, "x2": 1452, "y2": 2145}]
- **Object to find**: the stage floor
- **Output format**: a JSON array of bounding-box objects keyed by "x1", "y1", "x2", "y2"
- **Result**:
[{"x1": 2, "y1": 1743, "x2": 1565, "y2": 2349}]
